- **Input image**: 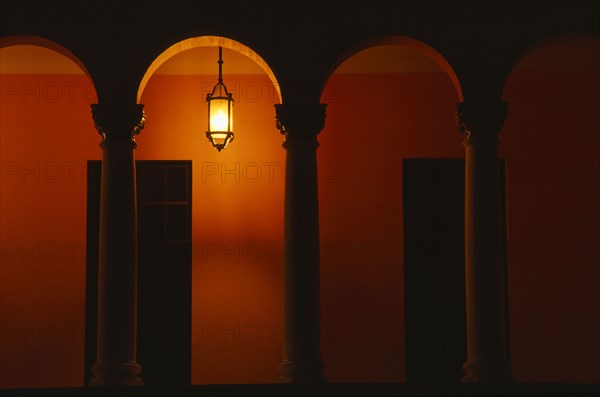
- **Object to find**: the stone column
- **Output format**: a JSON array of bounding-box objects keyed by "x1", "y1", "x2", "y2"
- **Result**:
[
  {"x1": 88, "y1": 103, "x2": 145, "y2": 386},
  {"x1": 456, "y1": 101, "x2": 512, "y2": 382},
  {"x1": 275, "y1": 103, "x2": 327, "y2": 383}
]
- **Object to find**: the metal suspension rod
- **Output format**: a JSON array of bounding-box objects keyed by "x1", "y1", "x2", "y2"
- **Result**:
[{"x1": 218, "y1": 46, "x2": 223, "y2": 83}]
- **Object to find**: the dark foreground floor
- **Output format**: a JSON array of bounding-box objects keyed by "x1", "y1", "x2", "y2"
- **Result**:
[{"x1": 1, "y1": 383, "x2": 599, "y2": 397}]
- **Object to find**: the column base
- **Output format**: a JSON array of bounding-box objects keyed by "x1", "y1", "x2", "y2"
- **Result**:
[
  {"x1": 461, "y1": 359, "x2": 512, "y2": 383},
  {"x1": 89, "y1": 361, "x2": 143, "y2": 386},
  {"x1": 278, "y1": 360, "x2": 327, "y2": 383}
]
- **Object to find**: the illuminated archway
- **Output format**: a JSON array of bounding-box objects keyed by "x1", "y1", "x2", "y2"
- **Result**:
[
  {"x1": 135, "y1": 36, "x2": 285, "y2": 385},
  {"x1": 500, "y1": 35, "x2": 599, "y2": 382},
  {"x1": 0, "y1": 36, "x2": 98, "y2": 388},
  {"x1": 137, "y1": 36, "x2": 281, "y2": 103},
  {"x1": 318, "y1": 36, "x2": 465, "y2": 383}
]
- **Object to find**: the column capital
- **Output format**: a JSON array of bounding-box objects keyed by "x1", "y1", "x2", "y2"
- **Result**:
[
  {"x1": 91, "y1": 103, "x2": 145, "y2": 147},
  {"x1": 455, "y1": 101, "x2": 508, "y2": 146},
  {"x1": 275, "y1": 103, "x2": 327, "y2": 140}
]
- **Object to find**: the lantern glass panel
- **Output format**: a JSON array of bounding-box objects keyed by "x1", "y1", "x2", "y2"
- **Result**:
[{"x1": 209, "y1": 97, "x2": 232, "y2": 132}]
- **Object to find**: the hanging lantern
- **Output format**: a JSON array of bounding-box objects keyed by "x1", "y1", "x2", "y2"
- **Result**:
[{"x1": 206, "y1": 46, "x2": 234, "y2": 151}]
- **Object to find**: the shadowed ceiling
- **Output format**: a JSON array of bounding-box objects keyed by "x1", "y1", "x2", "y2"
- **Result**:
[{"x1": 2, "y1": 39, "x2": 597, "y2": 76}]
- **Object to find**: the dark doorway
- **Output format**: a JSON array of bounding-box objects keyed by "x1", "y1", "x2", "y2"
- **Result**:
[
  {"x1": 402, "y1": 158, "x2": 508, "y2": 383},
  {"x1": 85, "y1": 160, "x2": 192, "y2": 385}
]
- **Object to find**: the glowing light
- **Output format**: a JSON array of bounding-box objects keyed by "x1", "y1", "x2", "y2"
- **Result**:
[{"x1": 209, "y1": 100, "x2": 232, "y2": 132}]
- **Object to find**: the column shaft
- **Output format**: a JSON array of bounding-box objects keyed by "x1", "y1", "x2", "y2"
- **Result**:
[
  {"x1": 89, "y1": 104, "x2": 144, "y2": 386},
  {"x1": 458, "y1": 101, "x2": 512, "y2": 382},
  {"x1": 276, "y1": 103, "x2": 327, "y2": 383}
]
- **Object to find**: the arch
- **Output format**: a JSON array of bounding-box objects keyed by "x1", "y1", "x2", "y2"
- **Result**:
[
  {"x1": 323, "y1": 35, "x2": 463, "y2": 101},
  {"x1": 508, "y1": 33, "x2": 599, "y2": 72},
  {"x1": 502, "y1": 32, "x2": 599, "y2": 91},
  {"x1": 0, "y1": 35, "x2": 95, "y2": 85},
  {"x1": 137, "y1": 36, "x2": 281, "y2": 103}
]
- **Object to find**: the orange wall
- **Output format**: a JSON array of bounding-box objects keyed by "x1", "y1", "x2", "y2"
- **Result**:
[
  {"x1": 317, "y1": 42, "x2": 599, "y2": 383},
  {"x1": 1, "y1": 42, "x2": 598, "y2": 387},
  {"x1": 502, "y1": 68, "x2": 600, "y2": 382},
  {"x1": 319, "y1": 73, "x2": 462, "y2": 382}
]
